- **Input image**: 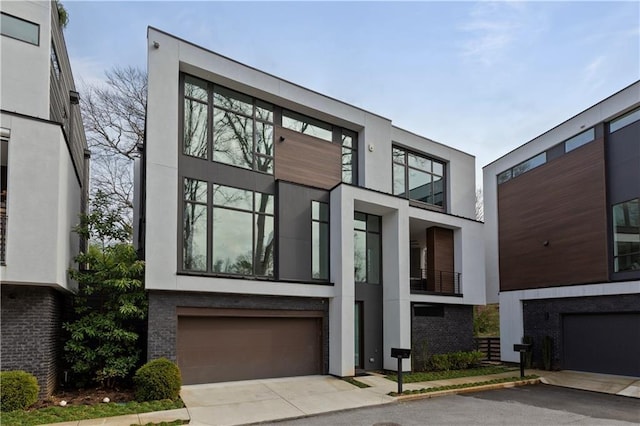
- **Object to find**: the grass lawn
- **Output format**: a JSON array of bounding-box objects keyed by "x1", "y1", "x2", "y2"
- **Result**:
[
  {"x1": 386, "y1": 365, "x2": 517, "y2": 383},
  {"x1": 388, "y1": 374, "x2": 539, "y2": 396},
  {"x1": 0, "y1": 399, "x2": 184, "y2": 426}
]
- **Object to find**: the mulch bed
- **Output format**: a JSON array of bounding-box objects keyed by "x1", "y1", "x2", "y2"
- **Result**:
[{"x1": 35, "y1": 387, "x2": 136, "y2": 409}]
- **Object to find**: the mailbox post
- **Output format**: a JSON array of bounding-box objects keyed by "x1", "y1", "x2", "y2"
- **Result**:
[
  {"x1": 513, "y1": 343, "x2": 531, "y2": 378},
  {"x1": 391, "y1": 348, "x2": 411, "y2": 394}
]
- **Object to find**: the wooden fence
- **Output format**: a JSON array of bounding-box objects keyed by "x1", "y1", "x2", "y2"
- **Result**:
[{"x1": 474, "y1": 337, "x2": 501, "y2": 361}]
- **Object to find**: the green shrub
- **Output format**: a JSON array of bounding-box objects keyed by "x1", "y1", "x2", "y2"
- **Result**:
[
  {"x1": 134, "y1": 358, "x2": 182, "y2": 402},
  {"x1": 426, "y1": 351, "x2": 484, "y2": 371},
  {"x1": 0, "y1": 371, "x2": 39, "y2": 411}
]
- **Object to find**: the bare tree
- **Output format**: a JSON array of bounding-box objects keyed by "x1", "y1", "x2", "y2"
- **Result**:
[
  {"x1": 81, "y1": 66, "x2": 147, "y2": 232},
  {"x1": 475, "y1": 188, "x2": 484, "y2": 221}
]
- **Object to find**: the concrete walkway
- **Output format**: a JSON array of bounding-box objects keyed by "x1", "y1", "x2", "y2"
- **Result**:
[{"x1": 40, "y1": 369, "x2": 639, "y2": 426}]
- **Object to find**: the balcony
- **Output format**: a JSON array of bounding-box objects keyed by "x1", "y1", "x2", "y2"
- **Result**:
[
  {"x1": 1, "y1": 213, "x2": 6, "y2": 265},
  {"x1": 410, "y1": 269, "x2": 462, "y2": 296}
]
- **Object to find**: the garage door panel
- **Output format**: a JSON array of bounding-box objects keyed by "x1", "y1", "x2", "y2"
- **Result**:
[
  {"x1": 563, "y1": 313, "x2": 640, "y2": 377},
  {"x1": 178, "y1": 315, "x2": 322, "y2": 384}
]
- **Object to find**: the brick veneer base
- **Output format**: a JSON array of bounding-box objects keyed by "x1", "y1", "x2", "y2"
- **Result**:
[{"x1": 1, "y1": 284, "x2": 63, "y2": 398}]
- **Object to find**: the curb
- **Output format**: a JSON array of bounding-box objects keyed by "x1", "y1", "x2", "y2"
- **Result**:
[{"x1": 393, "y1": 378, "x2": 541, "y2": 402}]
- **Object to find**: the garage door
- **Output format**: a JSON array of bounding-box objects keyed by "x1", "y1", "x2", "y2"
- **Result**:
[
  {"x1": 563, "y1": 313, "x2": 640, "y2": 377},
  {"x1": 177, "y1": 310, "x2": 323, "y2": 384}
]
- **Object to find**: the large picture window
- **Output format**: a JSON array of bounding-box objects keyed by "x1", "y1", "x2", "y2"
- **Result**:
[
  {"x1": 392, "y1": 146, "x2": 444, "y2": 207},
  {"x1": 613, "y1": 198, "x2": 640, "y2": 272},
  {"x1": 354, "y1": 212, "x2": 381, "y2": 284},
  {"x1": 181, "y1": 178, "x2": 275, "y2": 277},
  {"x1": 182, "y1": 75, "x2": 274, "y2": 174}
]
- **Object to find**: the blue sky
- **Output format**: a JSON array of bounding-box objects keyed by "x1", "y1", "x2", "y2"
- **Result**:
[{"x1": 63, "y1": 1, "x2": 640, "y2": 186}]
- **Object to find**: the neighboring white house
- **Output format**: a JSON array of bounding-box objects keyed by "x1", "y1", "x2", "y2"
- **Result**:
[
  {"x1": 141, "y1": 27, "x2": 485, "y2": 385},
  {"x1": 0, "y1": 0, "x2": 89, "y2": 397},
  {"x1": 483, "y1": 81, "x2": 640, "y2": 376}
]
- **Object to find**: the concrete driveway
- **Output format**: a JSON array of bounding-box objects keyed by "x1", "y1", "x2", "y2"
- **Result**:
[{"x1": 180, "y1": 375, "x2": 395, "y2": 426}]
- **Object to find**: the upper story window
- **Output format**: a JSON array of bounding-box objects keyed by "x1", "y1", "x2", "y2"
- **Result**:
[
  {"x1": 613, "y1": 198, "x2": 640, "y2": 273},
  {"x1": 181, "y1": 178, "x2": 275, "y2": 277},
  {"x1": 610, "y1": 107, "x2": 640, "y2": 133},
  {"x1": 51, "y1": 43, "x2": 61, "y2": 79},
  {"x1": 312, "y1": 201, "x2": 329, "y2": 280},
  {"x1": 354, "y1": 212, "x2": 381, "y2": 284},
  {"x1": 341, "y1": 130, "x2": 358, "y2": 184},
  {"x1": 182, "y1": 75, "x2": 274, "y2": 174},
  {"x1": 392, "y1": 146, "x2": 445, "y2": 208},
  {"x1": 497, "y1": 152, "x2": 546, "y2": 184},
  {"x1": 282, "y1": 110, "x2": 332, "y2": 142},
  {"x1": 1, "y1": 12, "x2": 39, "y2": 45},
  {"x1": 564, "y1": 128, "x2": 594, "y2": 153}
]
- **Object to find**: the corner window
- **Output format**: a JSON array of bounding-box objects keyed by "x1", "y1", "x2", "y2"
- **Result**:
[
  {"x1": 312, "y1": 201, "x2": 329, "y2": 280},
  {"x1": 341, "y1": 130, "x2": 358, "y2": 184},
  {"x1": 613, "y1": 198, "x2": 640, "y2": 272},
  {"x1": 392, "y1": 146, "x2": 445, "y2": 207},
  {"x1": 1, "y1": 12, "x2": 39, "y2": 45},
  {"x1": 354, "y1": 212, "x2": 381, "y2": 284}
]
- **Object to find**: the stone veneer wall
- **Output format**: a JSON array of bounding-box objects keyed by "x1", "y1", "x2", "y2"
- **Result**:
[
  {"x1": 1, "y1": 284, "x2": 63, "y2": 398},
  {"x1": 411, "y1": 303, "x2": 474, "y2": 371},
  {"x1": 522, "y1": 293, "x2": 640, "y2": 370},
  {"x1": 147, "y1": 290, "x2": 330, "y2": 373}
]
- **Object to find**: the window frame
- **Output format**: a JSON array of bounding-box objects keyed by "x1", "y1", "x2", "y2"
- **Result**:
[
  {"x1": 311, "y1": 200, "x2": 330, "y2": 281},
  {"x1": 354, "y1": 212, "x2": 382, "y2": 284},
  {"x1": 0, "y1": 12, "x2": 39, "y2": 46},
  {"x1": 612, "y1": 198, "x2": 640, "y2": 274},
  {"x1": 340, "y1": 129, "x2": 358, "y2": 185},
  {"x1": 392, "y1": 145, "x2": 446, "y2": 209},
  {"x1": 179, "y1": 177, "x2": 276, "y2": 278}
]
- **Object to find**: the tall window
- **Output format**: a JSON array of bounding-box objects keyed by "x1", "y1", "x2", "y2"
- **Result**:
[
  {"x1": 183, "y1": 178, "x2": 208, "y2": 271},
  {"x1": 50, "y1": 43, "x2": 61, "y2": 80},
  {"x1": 341, "y1": 130, "x2": 358, "y2": 184},
  {"x1": 354, "y1": 212, "x2": 381, "y2": 284},
  {"x1": 613, "y1": 198, "x2": 640, "y2": 272},
  {"x1": 181, "y1": 179, "x2": 275, "y2": 277},
  {"x1": 212, "y1": 185, "x2": 274, "y2": 276},
  {"x1": 392, "y1": 146, "x2": 445, "y2": 207},
  {"x1": 182, "y1": 75, "x2": 274, "y2": 174},
  {"x1": 312, "y1": 201, "x2": 329, "y2": 280}
]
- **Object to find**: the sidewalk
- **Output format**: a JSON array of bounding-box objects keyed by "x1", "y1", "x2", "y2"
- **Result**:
[{"x1": 39, "y1": 369, "x2": 639, "y2": 426}]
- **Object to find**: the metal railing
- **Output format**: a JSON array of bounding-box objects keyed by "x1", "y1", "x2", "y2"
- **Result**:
[
  {"x1": 0, "y1": 214, "x2": 6, "y2": 265},
  {"x1": 410, "y1": 268, "x2": 462, "y2": 295}
]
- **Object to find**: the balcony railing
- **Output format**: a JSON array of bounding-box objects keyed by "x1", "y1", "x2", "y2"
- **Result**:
[
  {"x1": 410, "y1": 269, "x2": 462, "y2": 296},
  {"x1": 1, "y1": 214, "x2": 6, "y2": 265}
]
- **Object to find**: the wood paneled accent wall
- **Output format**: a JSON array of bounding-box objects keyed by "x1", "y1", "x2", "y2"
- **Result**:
[
  {"x1": 274, "y1": 127, "x2": 341, "y2": 190},
  {"x1": 426, "y1": 226, "x2": 454, "y2": 293},
  {"x1": 498, "y1": 139, "x2": 608, "y2": 291}
]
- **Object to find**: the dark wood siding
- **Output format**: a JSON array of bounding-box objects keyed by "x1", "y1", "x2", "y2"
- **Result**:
[
  {"x1": 274, "y1": 127, "x2": 341, "y2": 190},
  {"x1": 498, "y1": 139, "x2": 608, "y2": 291},
  {"x1": 426, "y1": 226, "x2": 455, "y2": 293}
]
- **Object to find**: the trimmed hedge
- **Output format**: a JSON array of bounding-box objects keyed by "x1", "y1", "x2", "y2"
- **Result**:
[
  {"x1": 427, "y1": 351, "x2": 483, "y2": 371},
  {"x1": 134, "y1": 358, "x2": 182, "y2": 402},
  {"x1": 1, "y1": 371, "x2": 39, "y2": 411}
]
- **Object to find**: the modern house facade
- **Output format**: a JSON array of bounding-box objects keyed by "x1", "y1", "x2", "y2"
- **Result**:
[
  {"x1": 0, "y1": 1, "x2": 89, "y2": 396},
  {"x1": 141, "y1": 27, "x2": 486, "y2": 385},
  {"x1": 483, "y1": 81, "x2": 640, "y2": 376}
]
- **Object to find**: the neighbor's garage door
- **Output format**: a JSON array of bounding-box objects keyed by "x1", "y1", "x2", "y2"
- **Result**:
[
  {"x1": 563, "y1": 313, "x2": 640, "y2": 377},
  {"x1": 177, "y1": 309, "x2": 323, "y2": 384}
]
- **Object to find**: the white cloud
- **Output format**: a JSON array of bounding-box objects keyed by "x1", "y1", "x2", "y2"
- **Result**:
[{"x1": 68, "y1": 54, "x2": 108, "y2": 88}]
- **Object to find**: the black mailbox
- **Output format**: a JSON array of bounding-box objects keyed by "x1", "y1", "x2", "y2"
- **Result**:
[
  {"x1": 513, "y1": 343, "x2": 531, "y2": 352},
  {"x1": 391, "y1": 348, "x2": 411, "y2": 359}
]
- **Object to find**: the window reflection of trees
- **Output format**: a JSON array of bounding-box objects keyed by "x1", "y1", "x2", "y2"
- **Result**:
[
  {"x1": 184, "y1": 79, "x2": 208, "y2": 159},
  {"x1": 183, "y1": 178, "x2": 207, "y2": 271}
]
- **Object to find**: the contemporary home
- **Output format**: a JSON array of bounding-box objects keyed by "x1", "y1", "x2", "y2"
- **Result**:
[
  {"x1": 140, "y1": 27, "x2": 486, "y2": 385},
  {"x1": 0, "y1": 1, "x2": 89, "y2": 396},
  {"x1": 483, "y1": 81, "x2": 640, "y2": 376}
]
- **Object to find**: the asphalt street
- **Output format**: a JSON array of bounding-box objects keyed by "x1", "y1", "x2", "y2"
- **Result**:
[{"x1": 263, "y1": 384, "x2": 640, "y2": 425}]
